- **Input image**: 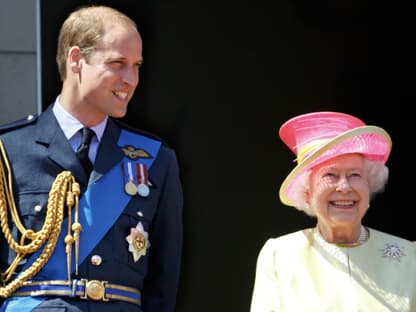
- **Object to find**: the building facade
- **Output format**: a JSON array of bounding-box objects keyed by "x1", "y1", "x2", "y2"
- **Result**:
[{"x1": 0, "y1": 0, "x2": 38, "y2": 124}]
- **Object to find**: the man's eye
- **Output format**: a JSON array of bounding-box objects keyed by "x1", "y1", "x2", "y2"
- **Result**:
[{"x1": 109, "y1": 61, "x2": 123, "y2": 67}]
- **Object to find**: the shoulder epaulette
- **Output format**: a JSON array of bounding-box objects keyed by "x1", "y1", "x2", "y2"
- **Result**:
[
  {"x1": 113, "y1": 118, "x2": 168, "y2": 147},
  {"x1": 0, "y1": 114, "x2": 38, "y2": 134}
]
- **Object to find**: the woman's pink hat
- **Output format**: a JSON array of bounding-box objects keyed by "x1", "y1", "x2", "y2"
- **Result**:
[{"x1": 278, "y1": 111, "x2": 392, "y2": 207}]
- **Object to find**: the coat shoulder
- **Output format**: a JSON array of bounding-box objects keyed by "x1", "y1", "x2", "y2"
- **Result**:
[
  {"x1": 114, "y1": 119, "x2": 169, "y2": 147},
  {"x1": 0, "y1": 114, "x2": 38, "y2": 135}
]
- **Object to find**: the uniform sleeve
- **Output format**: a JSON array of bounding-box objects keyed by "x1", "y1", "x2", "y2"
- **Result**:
[
  {"x1": 142, "y1": 149, "x2": 183, "y2": 312},
  {"x1": 250, "y1": 239, "x2": 281, "y2": 312}
]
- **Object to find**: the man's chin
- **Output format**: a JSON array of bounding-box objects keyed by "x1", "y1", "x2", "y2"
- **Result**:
[{"x1": 110, "y1": 110, "x2": 128, "y2": 119}]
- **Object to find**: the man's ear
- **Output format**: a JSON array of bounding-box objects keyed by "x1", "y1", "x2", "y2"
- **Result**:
[{"x1": 68, "y1": 46, "x2": 83, "y2": 74}]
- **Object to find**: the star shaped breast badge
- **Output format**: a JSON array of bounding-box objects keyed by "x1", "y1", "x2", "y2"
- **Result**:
[{"x1": 126, "y1": 222, "x2": 150, "y2": 262}]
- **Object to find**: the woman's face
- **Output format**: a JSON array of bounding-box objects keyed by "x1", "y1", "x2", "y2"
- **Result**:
[{"x1": 307, "y1": 153, "x2": 370, "y2": 230}]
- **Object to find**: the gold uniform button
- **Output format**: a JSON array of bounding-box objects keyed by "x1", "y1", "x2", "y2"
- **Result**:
[{"x1": 91, "y1": 255, "x2": 102, "y2": 266}]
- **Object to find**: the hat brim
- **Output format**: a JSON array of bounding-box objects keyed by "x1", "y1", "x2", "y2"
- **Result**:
[{"x1": 279, "y1": 125, "x2": 392, "y2": 207}]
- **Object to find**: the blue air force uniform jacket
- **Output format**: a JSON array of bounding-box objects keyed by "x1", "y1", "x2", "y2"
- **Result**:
[{"x1": 0, "y1": 105, "x2": 183, "y2": 311}]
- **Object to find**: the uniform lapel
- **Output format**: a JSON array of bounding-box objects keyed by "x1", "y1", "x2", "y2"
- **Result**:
[
  {"x1": 34, "y1": 106, "x2": 86, "y2": 183},
  {"x1": 89, "y1": 118, "x2": 124, "y2": 185}
]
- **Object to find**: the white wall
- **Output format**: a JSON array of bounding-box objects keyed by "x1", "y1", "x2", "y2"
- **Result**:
[{"x1": 0, "y1": 0, "x2": 37, "y2": 124}]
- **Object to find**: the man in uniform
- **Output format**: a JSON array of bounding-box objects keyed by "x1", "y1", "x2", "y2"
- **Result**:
[{"x1": 0, "y1": 5, "x2": 183, "y2": 312}]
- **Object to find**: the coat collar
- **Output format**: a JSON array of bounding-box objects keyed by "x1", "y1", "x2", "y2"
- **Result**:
[{"x1": 35, "y1": 106, "x2": 124, "y2": 185}]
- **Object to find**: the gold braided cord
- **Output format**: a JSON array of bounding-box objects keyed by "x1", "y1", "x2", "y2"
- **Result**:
[{"x1": 0, "y1": 139, "x2": 80, "y2": 298}]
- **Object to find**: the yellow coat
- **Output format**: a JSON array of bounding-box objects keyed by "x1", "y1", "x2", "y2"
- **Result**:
[{"x1": 251, "y1": 228, "x2": 416, "y2": 312}]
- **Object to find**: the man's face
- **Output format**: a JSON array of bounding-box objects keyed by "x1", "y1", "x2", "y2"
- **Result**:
[{"x1": 78, "y1": 24, "x2": 143, "y2": 121}]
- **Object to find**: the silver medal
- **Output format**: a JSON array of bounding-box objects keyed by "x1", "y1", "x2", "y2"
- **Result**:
[{"x1": 137, "y1": 183, "x2": 150, "y2": 197}]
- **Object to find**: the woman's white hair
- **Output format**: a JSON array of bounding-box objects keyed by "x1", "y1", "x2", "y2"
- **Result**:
[{"x1": 290, "y1": 158, "x2": 389, "y2": 216}]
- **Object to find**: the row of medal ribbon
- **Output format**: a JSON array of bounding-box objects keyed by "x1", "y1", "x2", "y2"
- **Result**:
[{"x1": 122, "y1": 161, "x2": 151, "y2": 197}]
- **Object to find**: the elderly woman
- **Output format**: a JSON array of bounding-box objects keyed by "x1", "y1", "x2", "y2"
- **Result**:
[{"x1": 250, "y1": 112, "x2": 416, "y2": 311}]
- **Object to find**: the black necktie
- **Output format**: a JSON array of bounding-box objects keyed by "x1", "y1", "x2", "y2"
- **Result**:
[{"x1": 76, "y1": 127, "x2": 95, "y2": 176}]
